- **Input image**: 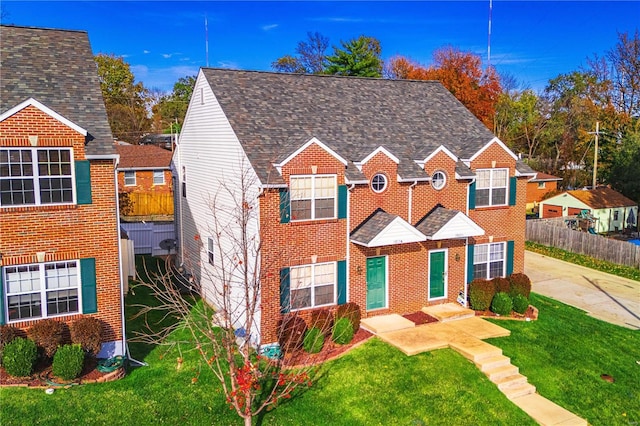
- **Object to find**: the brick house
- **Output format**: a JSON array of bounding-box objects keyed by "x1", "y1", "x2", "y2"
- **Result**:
[
  {"x1": 116, "y1": 144, "x2": 174, "y2": 218},
  {"x1": 526, "y1": 171, "x2": 562, "y2": 211},
  {"x1": 0, "y1": 25, "x2": 125, "y2": 357},
  {"x1": 174, "y1": 69, "x2": 534, "y2": 344}
]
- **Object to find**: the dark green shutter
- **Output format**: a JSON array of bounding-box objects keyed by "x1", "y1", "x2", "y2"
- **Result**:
[
  {"x1": 75, "y1": 160, "x2": 92, "y2": 205},
  {"x1": 80, "y1": 258, "x2": 98, "y2": 314},
  {"x1": 337, "y1": 185, "x2": 347, "y2": 219},
  {"x1": 337, "y1": 260, "x2": 347, "y2": 305},
  {"x1": 467, "y1": 244, "x2": 475, "y2": 283},
  {"x1": 468, "y1": 182, "x2": 476, "y2": 210},
  {"x1": 279, "y1": 189, "x2": 290, "y2": 223},
  {"x1": 509, "y1": 177, "x2": 517, "y2": 206},
  {"x1": 506, "y1": 241, "x2": 515, "y2": 276},
  {"x1": 280, "y1": 267, "x2": 290, "y2": 314},
  {"x1": 0, "y1": 268, "x2": 5, "y2": 325}
]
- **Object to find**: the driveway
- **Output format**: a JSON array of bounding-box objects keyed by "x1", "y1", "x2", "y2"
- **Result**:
[{"x1": 524, "y1": 250, "x2": 640, "y2": 330}]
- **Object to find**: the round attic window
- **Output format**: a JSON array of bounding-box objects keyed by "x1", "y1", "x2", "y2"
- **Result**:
[
  {"x1": 371, "y1": 173, "x2": 388, "y2": 193},
  {"x1": 432, "y1": 171, "x2": 447, "y2": 190}
]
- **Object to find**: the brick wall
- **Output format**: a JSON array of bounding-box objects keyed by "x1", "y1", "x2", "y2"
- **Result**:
[
  {"x1": 526, "y1": 180, "x2": 559, "y2": 205},
  {"x1": 117, "y1": 169, "x2": 173, "y2": 194},
  {"x1": 0, "y1": 106, "x2": 123, "y2": 344}
]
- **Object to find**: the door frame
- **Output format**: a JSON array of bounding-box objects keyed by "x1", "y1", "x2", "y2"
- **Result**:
[
  {"x1": 366, "y1": 255, "x2": 388, "y2": 311},
  {"x1": 428, "y1": 248, "x2": 448, "y2": 301}
]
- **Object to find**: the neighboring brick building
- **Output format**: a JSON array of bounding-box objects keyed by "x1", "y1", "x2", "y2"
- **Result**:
[
  {"x1": 175, "y1": 69, "x2": 534, "y2": 344},
  {"x1": 116, "y1": 144, "x2": 174, "y2": 218},
  {"x1": 0, "y1": 25, "x2": 124, "y2": 357},
  {"x1": 526, "y1": 171, "x2": 562, "y2": 211}
]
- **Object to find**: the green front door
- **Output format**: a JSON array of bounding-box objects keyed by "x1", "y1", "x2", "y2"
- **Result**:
[
  {"x1": 366, "y1": 256, "x2": 386, "y2": 310},
  {"x1": 429, "y1": 251, "x2": 446, "y2": 299}
]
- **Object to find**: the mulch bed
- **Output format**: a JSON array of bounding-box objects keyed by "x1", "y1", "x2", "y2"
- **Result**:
[
  {"x1": 0, "y1": 357, "x2": 122, "y2": 388},
  {"x1": 474, "y1": 305, "x2": 539, "y2": 321},
  {"x1": 402, "y1": 311, "x2": 439, "y2": 325},
  {"x1": 283, "y1": 327, "x2": 373, "y2": 368}
]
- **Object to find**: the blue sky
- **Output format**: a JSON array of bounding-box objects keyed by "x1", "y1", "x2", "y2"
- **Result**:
[{"x1": 2, "y1": 1, "x2": 638, "y2": 93}]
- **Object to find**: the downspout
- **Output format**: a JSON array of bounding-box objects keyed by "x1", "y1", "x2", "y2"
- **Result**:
[
  {"x1": 113, "y1": 155, "x2": 127, "y2": 358},
  {"x1": 466, "y1": 177, "x2": 476, "y2": 216},
  {"x1": 345, "y1": 184, "x2": 355, "y2": 303},
  {"x1": 407, "y1": 180, "x2": 418, "y2": 224},
  {"x1": 463, "y1": 237, "x2": 469, "y2": 308}
]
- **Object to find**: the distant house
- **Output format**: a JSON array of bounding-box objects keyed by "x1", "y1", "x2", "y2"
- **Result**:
[
  {"x1": 174, "y1": 69, "x2": 534, "y2": 344},
  {"x1": 0, "y1": 25, "x2": 124, "y2": 357},
  {"x1": 139, "y1": 133, "x2": 174, "y2": 150},
  {"x1": 539, "y1": 187, "x2": 638, "y2": 233},
  {"x1": 526, "y1": 172, "x2": 562, "y2": 211},
  {"x1": 116, "y1": 144, "x2": 174, "y2": 219}
]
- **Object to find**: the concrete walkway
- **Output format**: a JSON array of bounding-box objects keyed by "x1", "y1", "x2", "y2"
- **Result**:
[
  {"x1": 525, "y1": 250, "x2": 640, "y2": 330},
  {"x1": 362, "y1": 304, "x2": 587, "y2": 426}
]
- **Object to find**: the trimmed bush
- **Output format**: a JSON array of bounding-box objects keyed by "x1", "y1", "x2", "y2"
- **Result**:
[
  {"x1": 28, "y1": 319, "x2": 66, "y2": 358},
  {"x1": 0, "y1": 325, "x2": 20, "y2": 365},
  {"x1": 303, "y1": 327, "x2": 325, "y2": 354},
  {"x1": 512, "y1": 294, "x2": 530, "y2": 314},
  {"x1": 335, "y1": 302, "x2": 361, "y2": 332},
  {"x1": 469, "y1": 279, "x2": 495, "y2": 311},
  {"x1": 71, "y1": 317, "x2": 103, "y2": 357},
  {"x1": 491, "y1": 292, "x2": 513, "y2": 316},
  {"x1": 2, "y1": 338, "x2": 37, "y2": 377},
  {"x1": 277, "y1": 315, "x2": 308, "y2": 353},
  {"x1": 332, "y1": 317, "x2": 354, "y2": 345},
  {"x1": 309, "y1": 309, "x2": 334, "y2": 337},
  {"x1": 52, "y1": 344, "x2": 85, "y2": 380},
  {"x1": 509, "y1": 273, "x2": 532, "y2": 298},
  {"x1": 492, "y1": 277, "x2": 510, "y2": 294}
]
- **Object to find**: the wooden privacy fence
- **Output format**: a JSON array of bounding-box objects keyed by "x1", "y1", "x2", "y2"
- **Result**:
[
  {"x1": 526, "y1": 219, "x2": 640, "y2": 268},
  {"x1": 126, "y1": 192, "x2": 174, "y2": 216}
]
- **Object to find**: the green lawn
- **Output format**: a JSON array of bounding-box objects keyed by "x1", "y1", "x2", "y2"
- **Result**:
[{"x1": 1, "y1": 257, "x2": 638, "y2": 425}]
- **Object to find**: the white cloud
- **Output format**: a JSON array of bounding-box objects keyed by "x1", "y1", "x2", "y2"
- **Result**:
[
  {"x1": 143, "y1": 50, "x2": 151, "y2": 54},
  {"x1": 162, "y1": 53, "x2": 172, "y2": 59},
  {"x1": 261, "y1": 24, "x2": 278, "y2": 31},
  {"x1": 217, "y1": 61, "x2": 240, "y2": 70}
]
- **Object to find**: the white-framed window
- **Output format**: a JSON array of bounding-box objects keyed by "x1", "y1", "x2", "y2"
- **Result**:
[
  {"x1": 290, "y1": 262, "x2": 336, "y2": 310},
  {"x1": 153, "y1": 170, "x2": 165, "y2": 185},
  {"x1": 537, "y1": 182, "x2": 546, "y2": 189},
  {"x1": 290, "y1": 175, "x2": 336, "y2": 221},
  {"x1": 181, "y1": 166, "x2": 186, "y2": 198},
  {"x1": 371, "y1": 173, "x2": 387, "y2": 193},
  {"x1": 432, "y1": 171, "x2": 447, "y2": 190},
  {"x1": 4, "y1": 261, "x2": 80, "y2": 321},
  {"x1": 0, "y1": 148, "x2": 73, "y2": 206},
  {"x1": 124, "y1": 170, "x2": 136, "y2": 186},
  {"x1": 476, "y1": 168, "x2": 508, "y2": 207},
  {"x1": 473, "y1": 242, "x2": 505, "y2": 280},
  {"x1": 207, "y1": 237, "x2": 214, "y2": 265}
]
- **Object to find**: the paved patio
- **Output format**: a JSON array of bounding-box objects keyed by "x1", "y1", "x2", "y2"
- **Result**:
[{"x1": 361, "y1": 303, "x2": 587, "y2": 426}]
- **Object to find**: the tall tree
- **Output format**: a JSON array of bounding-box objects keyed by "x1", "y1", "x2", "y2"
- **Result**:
[
  {"x1": 605, "y1": 127, "x2": 640, "y2": 204},
  {"x1": 324, "y1": 35, "x2": 383, "y2": 77},
  {"x1": 95, "y1": 54, "x2": 150, "y2": 143},
  {"x1": 152, "y1": 75, "x2": 196, "y2": 133},
  {"x1": 272, "y1": 32, "x2": 329, "y2": 74},
  {"x1": 387, "y1": 48, "x2": 502, "y2": 128}
]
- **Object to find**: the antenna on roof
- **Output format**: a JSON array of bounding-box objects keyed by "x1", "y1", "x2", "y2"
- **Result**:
[
  {"x1": 205, "y1": 14, "x2": 209, "y2": 68},
  {"x1": 487, "y1": 0, "x2": 492, "y2": 66}
]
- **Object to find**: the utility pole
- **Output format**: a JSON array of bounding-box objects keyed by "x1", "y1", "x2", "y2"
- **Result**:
[{"x1": 592, "y1": 121, "x2": 599, "y2": 189}]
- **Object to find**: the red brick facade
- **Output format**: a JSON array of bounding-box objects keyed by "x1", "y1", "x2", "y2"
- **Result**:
[
  {"x1": 0, "y1": 105, "x2": 123, "y2": 346},
  {"x1": 117, "y1": 169, "x2": 172, "y2": 195},
  {"x1": 258, "y1": 140, "x2": 526, "y2": 343}
]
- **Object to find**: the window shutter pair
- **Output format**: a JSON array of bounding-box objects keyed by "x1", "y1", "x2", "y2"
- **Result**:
[
  {"x1": 278, "y1": 185, "x2": 348, "y2": 223},
  {"x1": 279, "y1": 260, "x2": 347, "y2": 313},
  {"x1": 468, "y1": 177, "x2": 517, "y2": 209},
  {"x1": 75, "y1": 160, "x2": 92, "y2": 205}
]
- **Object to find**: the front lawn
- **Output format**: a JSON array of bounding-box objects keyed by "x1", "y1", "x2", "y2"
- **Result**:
[{"x1": 487, "y1": 293, "x2": 640, "y2": 426}]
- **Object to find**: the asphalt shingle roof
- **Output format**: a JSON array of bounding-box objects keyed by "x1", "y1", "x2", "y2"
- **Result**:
[
  {"x1": 0, "y1": 25, "x2": 114, "y2": 156},
  {"x1": 116, "y1": 144, "x2": 173, "y2": 169},
  {"x1": 414, "y1": 206, "x2": 459, "y2": 236},
  {"x1": 531, "y1": 172, "x2": 562, "y2": 182},
  {"x1": 350, "y1": 209, "x2": 397, "y2": 245},
  {"x1": 568, "y1": 187, "x2": 637, "y2": 209},
  {"x1": 515, "y1": 160, "x2": 536, "y2": 176},
  {"x1": 201, "y1": 69, "x2": 497, "y2": 185}
]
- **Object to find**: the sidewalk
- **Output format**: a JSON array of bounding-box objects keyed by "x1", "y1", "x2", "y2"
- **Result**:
[{"x1": 524, "y1": 250, "x2": 640, "y2": 330}]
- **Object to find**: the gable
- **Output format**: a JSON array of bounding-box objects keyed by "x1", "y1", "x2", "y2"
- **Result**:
[
  {"x1": 274, "y1": 137, "x2": 348, "y2": 174},
  {"x1": 0, "y1": 98, "x2": 87, "y2": 136},
  {"x1": 468, "y1": 137, "x2": 518, "y2": 163},
  {"x1": 351, "y1": 210, "x2": 427, "y2": 247}
]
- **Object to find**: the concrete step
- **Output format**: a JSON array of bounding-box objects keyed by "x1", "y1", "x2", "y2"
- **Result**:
[
  {"x1": 503, "y1": 382, "x2": 536, "y2": 400},
  {"x1": 477, "y1": 355, "x2": 510, "y2": 372},
  {"x1": 450, "y1": 339, "x2": 502, "y2": 362},
  {"x1": 512, "y1": 393, "x2": 588, "y2": 426},
  {"x1": 494, "y1": 373, "x2": 529, "y2": 391},
  {"x1": 421, "y1": 303, "x2": 475, "y2": 322},
  {"x1": 485, "y1": 364, "x2": 519, "y2": 381}
]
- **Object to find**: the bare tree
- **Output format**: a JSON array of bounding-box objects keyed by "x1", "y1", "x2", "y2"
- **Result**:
[{"x1": 131, "y1": 165, "x2": 327, "y2": 426}]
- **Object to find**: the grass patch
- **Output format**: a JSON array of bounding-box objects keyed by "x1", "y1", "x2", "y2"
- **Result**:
[
  {"x1": 526, "y1": 241, "x2": 640, "y2": 281},
  {"x1": 487, "y1": 293, "x2": 640, "y2": 426}
]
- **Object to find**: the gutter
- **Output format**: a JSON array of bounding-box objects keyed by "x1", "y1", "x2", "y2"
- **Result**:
[
  {"x1": 345, "y1": 184, "x2": 355, "y2": 303},
  {"x1": 113, "y1": 154, "x2": 127, "y2": 358},
  {"x1": 407, "y1": 180, "x2": 418, "y2": 224}
]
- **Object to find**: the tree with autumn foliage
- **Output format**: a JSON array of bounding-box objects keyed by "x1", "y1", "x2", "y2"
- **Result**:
[
  {"x1": 131, "y1": 163, "x2": 325, "y2": 426},
  {"x1": 387, "y1": 48, "x2": 502, "y2": 129}
]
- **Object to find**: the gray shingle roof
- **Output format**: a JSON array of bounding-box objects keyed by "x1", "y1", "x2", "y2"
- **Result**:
[
  {"x1": 515, "y1": 160, "x2": 536, "y2": 177},
  {"x1": 415, "y1": 206, "x2": 459, "y2": 236},
  {"x1": 0, "y1": 25, "x2": 114, "y2": 156},
  {"x1": 455, "y1": 161, "x2": 475, "y2": 179},
  {"x1": 350, "y1": 209, "x2": 397, "y2": 245},
  {"x1": 201, "y1": 69, "x2": 496, "y2": 185}
]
